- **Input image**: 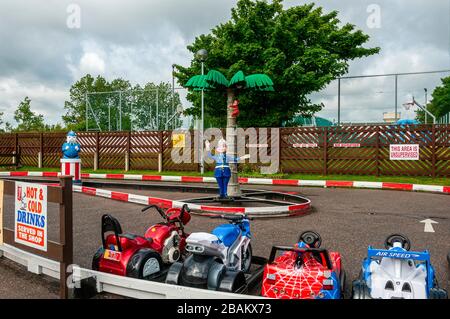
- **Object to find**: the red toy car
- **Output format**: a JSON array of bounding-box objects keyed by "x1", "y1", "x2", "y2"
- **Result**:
[
  {"x1": 92, "y1": 204, "x2": 191, "y2": 280},
  {"x1": 262, "y1": 231, "x2": 345, "y2": 299}
]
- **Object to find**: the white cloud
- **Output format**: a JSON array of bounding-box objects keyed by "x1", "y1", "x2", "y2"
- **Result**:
[
  {"x1": 0, "y1": 77, "x2": 68, "y2": 125},
  {"x1": 0, "y1": 0, "x2": 449, "y2": 126}
]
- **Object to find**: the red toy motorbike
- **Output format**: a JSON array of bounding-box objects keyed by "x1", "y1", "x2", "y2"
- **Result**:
[{"x1": 92, "y1": 204, "x2": 191, "y2": 280}]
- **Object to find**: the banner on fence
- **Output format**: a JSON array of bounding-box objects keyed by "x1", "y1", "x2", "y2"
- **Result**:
[
  {"x1": 172, "y1": 133, "x2": 186, "y2": 148},
  {"x1": 293, "y1": 143, "x2": 318, "y2": 148},
  {"x1": 14, "y1": 182, "x2": 48, "y2": 251},
  {"x1": 333, "y1": 143, "x2": 361, "y2": 148},
  {"x1": 0, "y1": 180, "x2": 3, "y2": 245},
  {"x1": 389, "y1": 144, "x2": 420, "y2": 161}
]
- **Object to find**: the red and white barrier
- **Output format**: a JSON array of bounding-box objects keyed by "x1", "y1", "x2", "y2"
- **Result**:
[
  {"x1": 0, "y1": 171, "x2": 448, "y2": 195},
  {"x1": 72, "y1": 185, "x2": 311, "y2": 217}
]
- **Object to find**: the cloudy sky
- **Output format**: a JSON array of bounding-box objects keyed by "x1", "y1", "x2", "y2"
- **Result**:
[{"x1": 0, "y1": 0, "x2": 449, "y2": 127}]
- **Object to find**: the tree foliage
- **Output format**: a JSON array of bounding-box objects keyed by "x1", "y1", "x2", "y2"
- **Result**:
[
  {"x1": 416, "y1": 76, "x2": 450, "y2": 123},
  {"x1": 63, "y1": 74, "x2": 183, "y2": 131},
  {"x1": 13, "y1": 97, "x2": 46, "y2": 132},
  {"x1": 175, "y1": 0, "x2": 380, "y2": 127}
]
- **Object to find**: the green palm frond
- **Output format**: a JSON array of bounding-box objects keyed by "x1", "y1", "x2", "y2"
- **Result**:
[
  {"x1": 205, "y1": 70, "x2": 229, "y2": 87},
  {"x1": 229, "y1": 70, "x2": 246, "y2": 87},
  {"x1": 244, "y1": 74, "x2": 274, "y2": 90},
  {"x1": 185, "y1": 75, "x2": 210, "y2": 90}
]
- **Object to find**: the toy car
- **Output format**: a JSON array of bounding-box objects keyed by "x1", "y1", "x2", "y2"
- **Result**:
[
  {"x1": 92, "y1": 204, "x2": 191, "y2": 280},
  {"x1": 261, "y1": 231, "x2": 345, "y2": 299},
  {"x1": 352, "y1": 234, "x2": 448, "y2": 299},
  {"x1": 165, "y1": 213, "x2": 252, "y2": 293}
]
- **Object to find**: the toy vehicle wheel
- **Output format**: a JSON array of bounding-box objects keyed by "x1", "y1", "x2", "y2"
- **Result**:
[
  {"x1": 92, "y1": 246, "x2": 104, "y2": 271},
  {"x1": 351, "y1": 280, "x2": 371, "y2": 299},
  {"x1": 217, "y1": 270, "x2": 247, "y2": 293},
  {"x1": 429, "y1": 288, "x2": 448, "y2": 299},
  {"x1": 299, "y1": 231, "x2": 322, "y2": 248},
  {"x1": 126, "y1": 249, "x2": 163, "y2": 280},
  {"x1": 207, "y1": 261, "x2": 226, "y2": 290},
  {"x1": 241, "y1": 243, "x2": 253, "y2": 273},
  {"x1": 166, "y1": 262, "x2": 183, "y2": 285},
  {"x1": 384, "y1": 234, "x2": 411, "y2": 251},
  {"x1": 339, "y1": 269, "x2": 346, "y2": 298}
]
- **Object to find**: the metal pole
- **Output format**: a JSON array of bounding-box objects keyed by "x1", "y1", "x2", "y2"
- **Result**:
[
  {"x1": 85, "y1": 92, "x2": 88, "y2": 132},
  {"x1": 119, "y1": 91, "x2": 122, "y2": 131},
  {"x1": 200, "y1": 61, "x2": 205, "y2": 174},
  {"x1": 108, "y1": 103, "x2": 111, "y2": 131},
  {"x1": 337, "y1": 78, "x2": 341, "y2": 126},
  {"x1": 85, "y1": 78, "x2": 88, "y2": 132},
  {"x1": 424, "y1": 88, "x2": 428, "y2": 124},
  {"x1": 172, "y1": 65, "x2": 175, "y2": 130},
  {"x1": 156, "y1": 88, "x2": 159, "y2": 130},
  {"x1": 130, "y1": 101, "x2": 133, "y2": 131},
  {"x1": 394, "y1": 74, "x2": 398, "y2": 121}
]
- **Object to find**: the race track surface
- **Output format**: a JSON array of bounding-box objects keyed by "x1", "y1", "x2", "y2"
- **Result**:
[{"x1": 1, "y1": 181, "x2": 449, "y2": 299}]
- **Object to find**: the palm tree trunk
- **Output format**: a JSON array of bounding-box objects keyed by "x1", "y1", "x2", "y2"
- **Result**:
[{"x1": 226, "y1": 88, "x2": 242, "y2": 197}]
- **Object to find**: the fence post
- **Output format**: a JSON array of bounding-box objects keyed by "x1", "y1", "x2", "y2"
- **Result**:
[
  {"x1": 38, "y1": 133, "x2": 43, "y2": 168},
  {"x1": 125, "y1": 131, "x2": 131, "y2": 171},
  {"x1": 431, "y1": 124, "x2": 436, "y2": 178},
  {"x1": 59, "y1": 176, "x2": 73, "y2": 299},
  {"x1": 323, "y1": 127, "x2": 328, "y2": 175},
  {"x1": 375, "y1": 126, "x2": 380, "y2": 176},
  {"x1": 13, "y1": 133, "x2": 18, "y2": 165},
  {"x1": 158, "y1": 131, "x2": 164, "y2": 172},
  {"x1": 278, "y1": 128, "x2": 283, "y2": 173},
  {"x1": 94, "y1": 132, "x2": 99, "y2": 171}
]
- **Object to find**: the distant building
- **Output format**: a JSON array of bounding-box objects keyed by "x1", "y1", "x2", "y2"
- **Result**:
[{"x1": 383, "y1": 112, "x2": 401, "y2": 123}]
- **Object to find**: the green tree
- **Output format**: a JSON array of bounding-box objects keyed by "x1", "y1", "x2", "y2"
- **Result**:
[
  {"x1": 63, "y1": 75, "x2": 182, "y2": 131},
  {"x1": 416, "y1": 76, "x2": 450, "y2": 123},
  {"x1": 131, "y1": 82, "x2": 183, "y2": 131},
  {"x1": 175, "y1": 0, "x2": 380, "y2": 127},
  {"x1": 13, "y1": 97, "x2": 45, "y2": 132},
  {"x1": 63, "y1": 74, "x2": 132, "y2": 131}
]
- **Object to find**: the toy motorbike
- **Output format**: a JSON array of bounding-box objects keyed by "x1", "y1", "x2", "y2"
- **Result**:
[
  {"x1": 92, "y1": 204, "x2": 191, "y2": 280},
  {"x1": 165, "y1": 213, "x2": 253, "y2": 292}
]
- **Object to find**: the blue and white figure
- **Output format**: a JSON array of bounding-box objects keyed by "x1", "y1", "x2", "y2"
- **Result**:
[
  {"x1": 205, "y1": 139, "x2": 250, "y2": 199},
  {"x1": 62, "y1": 131, "x2": 81, "y2": 159}
]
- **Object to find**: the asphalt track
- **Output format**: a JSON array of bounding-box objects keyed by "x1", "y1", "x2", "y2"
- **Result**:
[{"x1": 0, "y1": 180, "x2": 449, "y2": 299}]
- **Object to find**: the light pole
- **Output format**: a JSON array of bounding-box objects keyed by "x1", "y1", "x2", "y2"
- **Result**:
[
  {"x1": 196, "y1": 49, "x2": 208, "y2": 174},
  {"x1": 172, "y1": 64, "x2": 176, "y2": 130},
  {"x1": 424, "y1": 88, "x2": 428, "y2": 124}
]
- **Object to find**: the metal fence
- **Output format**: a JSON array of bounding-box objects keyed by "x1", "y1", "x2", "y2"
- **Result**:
[
  {"x1": 437, "y1": 111, "x2": 450, "y2": 125},
  {"x1": 0, "y1": 125, "x2": 449, "y2": 177}
]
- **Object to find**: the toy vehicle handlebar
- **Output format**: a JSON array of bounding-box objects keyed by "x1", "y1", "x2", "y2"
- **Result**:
[
  {"x1": 268, "y1": 245, "x2": 333, "y2": 270},
  {"x1": 209, "y1": 213, "x2": 253, "y2": 222},
  {"x1": 141, "y1": 204, "x2": 166, "y2": 219}
]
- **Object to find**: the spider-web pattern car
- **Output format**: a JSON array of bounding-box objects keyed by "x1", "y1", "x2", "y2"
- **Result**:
[{"x1": 261, "y1": 231, "x2": 345, "y2": 299}]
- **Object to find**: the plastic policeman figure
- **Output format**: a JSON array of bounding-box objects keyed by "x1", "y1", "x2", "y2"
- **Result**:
[
  {"x1": 205, "y1": 138, "x2": 250, "y2": 199},
  {"x1": 62, "y1": 131, "x2": 81, "y2": 159}
]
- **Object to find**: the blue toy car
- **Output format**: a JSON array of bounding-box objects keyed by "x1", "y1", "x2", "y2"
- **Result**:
[{"x1": 352, "y1": 234, "x2": 448, "y2": 299}]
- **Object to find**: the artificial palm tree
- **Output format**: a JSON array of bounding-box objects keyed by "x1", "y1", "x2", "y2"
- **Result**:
[{"x1": 185, "y1": 69, "x2": 274, "y2": 197}]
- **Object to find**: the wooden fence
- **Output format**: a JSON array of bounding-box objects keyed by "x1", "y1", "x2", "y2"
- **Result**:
[{"x1": 0, "y1": 124, "x2": 448, "y2": 177}]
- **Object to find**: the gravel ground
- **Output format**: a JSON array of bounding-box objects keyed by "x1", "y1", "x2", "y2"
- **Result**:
[{"x1": 1, "y1": 181, "x2": 449, "y2": 298}]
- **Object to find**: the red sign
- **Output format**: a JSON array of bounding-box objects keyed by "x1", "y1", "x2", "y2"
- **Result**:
[
  {"x1": 333, "y1": 143, "x2": 360, "y2": 148},
  {"x1": 292, "y1": 143, "x2": 318, "y2": 148}
]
